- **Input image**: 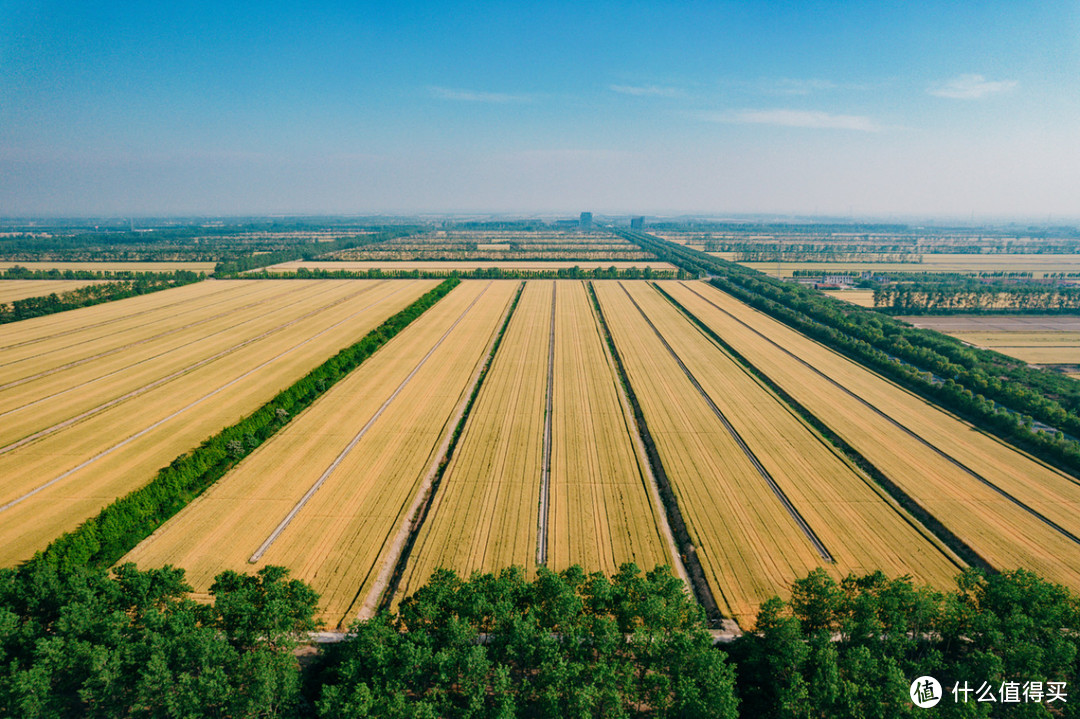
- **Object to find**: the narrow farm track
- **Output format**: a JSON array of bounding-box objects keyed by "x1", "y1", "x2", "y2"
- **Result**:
[
  {"x1": 660, "y1": 281, "x2": 1080, "y2": 590},
  {"x1": 0, "y1": 280, "x2": 435, "y2": 565},
  {"x1": 671, "y1": 281, "x2": 1080, "y2": 548},
  {"x1": 0, "y1": 280, "x2": 314, "y2": 391},
  {"x1": 617, "y1": 282, "x2": 834, "y2": 562},
  {"x1": 0, "y1": 281, "x2": 397, "y2": 451},
  {"x1": 536, "y1": 283, "x2": 556, "y2": 567},
  {"x1": 124, "y1": 281, "x2": 517, "y2": 627}
]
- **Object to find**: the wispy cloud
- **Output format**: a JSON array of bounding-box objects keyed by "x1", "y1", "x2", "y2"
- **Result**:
[
  {"x1": 427, "y1": 86, "x2": 532, "y2": 103},
  {"x1": 609, "y1": 84, "x2": 683, "y2": 98},
  {"x1": 697, "y1": 109, "x2": 881, "y2": 132},
  {"x1": 928, "y1": 74, "x2": 1017, "y2": 99},
  {"x1": 761, "y1": 78, "x2": 837, "y2": 96}
]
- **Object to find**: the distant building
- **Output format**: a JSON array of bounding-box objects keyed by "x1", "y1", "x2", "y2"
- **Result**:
[
  {"x1": 579, "y1": 212, "x2": 593, "y2": 229},
  {"x1": 630, "y1": 216, "x2": 644, "y2": 230}
]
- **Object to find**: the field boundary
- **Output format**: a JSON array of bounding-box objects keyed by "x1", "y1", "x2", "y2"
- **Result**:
[
  {"x1": 585, "y1": 281, "x2": 725, "y2": 626},
  {"x1": 651, "y1": 282, "x2": 981, "y2": 572},
  {"x1": 26, "y1": 279, "x2": 459, "y2": 572},
  {"x1": 536, "y1": 283, "x2": 556, "y2": 567},
  {"x1": 377, "y1": 282, "x2": 527, "y2": 613}
]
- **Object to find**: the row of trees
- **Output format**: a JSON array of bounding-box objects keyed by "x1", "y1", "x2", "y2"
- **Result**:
[
  {"x1": 0, "y1": 272, "x2": 204, "y2": 325},
  {"x1": 616, "y1": 229, "x2": 1080, "y2": 477},
  {"x1": 872, "y1": 283, "x2": 1080, "y2": 313},
  {"x1": 248, "y1": 266, "x2": 687, "y2": 281},
  {"x1": 735, "y1": 251, "x2": 921, "y2": 263},
  {"x1": 4, "y1": 562, "x2": 1077, "y2": 717},
  {"x1": 32, "y1": 279, "x2": 460, "y2": 572}
]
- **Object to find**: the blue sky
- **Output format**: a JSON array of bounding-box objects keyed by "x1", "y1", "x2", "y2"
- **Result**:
[{"x1": 1, "y1": 1, "x2": 1078, "y2": 218}]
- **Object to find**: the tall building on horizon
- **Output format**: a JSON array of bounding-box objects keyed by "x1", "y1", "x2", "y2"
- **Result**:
[
  {"x1": 579, "y1": 212, "x2": 592, "y2": 229},
  {"x1": 630, "y1": 216, "x2": 644, "y2": 230}
]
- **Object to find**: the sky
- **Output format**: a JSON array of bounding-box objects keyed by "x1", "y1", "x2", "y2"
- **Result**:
[{"x1": 1, "y1": 1, "x2": 1078, "y2": 219}]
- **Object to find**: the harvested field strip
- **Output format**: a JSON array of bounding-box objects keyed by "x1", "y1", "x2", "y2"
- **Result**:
[
  {"x1": 0, "y1": 280, "x2": 435, "y2": 565},
  {"x1": 617, "y1": 282, "x2": 833, "y2": 563},
  {"x1": 398, "y1": 282, "x2": 554, "y2": 596},
  {"x1": 0, "y1": 280, "x2": 109, "y2": 304},
  {"x1": 662, "y1": 281, "x2": 1080, "y2": 589},
  {"x1": 670, "y1": 282, "x2": 1080, "y2": 548},
  {"x1": 0, "y1": 280, "x2": 242, "y2": 353},
  {"x1": 631, "y1": 284, "x2": 963, "y2": 584},
  {"x1": 593, "y1": 282, "x2": 824, "y2": 624},
  {"x1": 124, "y1": 281, "x2": 517, "y2": 626},
  {"x1": 537, "y1": 284, "x2": 556, "y2": 566},
  {"x1": 0, "y1": 281, "x2": 391, "y2": 449},
  {"x1": 0, "y1": 281, "x2": 312, "y2": 391},
  {"x1": 547, "y1": 281, "x2": 672, "y2": 576}
]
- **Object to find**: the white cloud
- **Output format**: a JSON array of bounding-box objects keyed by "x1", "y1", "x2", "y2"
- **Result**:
[
  {"x1": 609, "y1": 84, "x2": 683, "y2": 98},
  {"x1": 928, "y1": 74, "x2": 1017, "y2": 99},
  {"x1": 697, "y1": 109, "x2": 881, "y2": 132},
  {"x1": 427, "y1": 86, "x2": 532, "y2": 103}
]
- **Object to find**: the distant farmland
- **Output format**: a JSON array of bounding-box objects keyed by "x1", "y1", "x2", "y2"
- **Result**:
[
  {"x1": 261, "y1": 260, "x2": 677, "y2": 272},
  {"x1": 0, "y1": 261, "x2": 216, "y2": 273},
  {"x1": 731, "y1": 253, "x2": 1080, "y2": 277}
]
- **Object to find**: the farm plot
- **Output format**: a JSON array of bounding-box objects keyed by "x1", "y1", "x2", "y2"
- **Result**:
[
  {"x1": 0, "y1": 280, "x2": 109, "y2": 304},
  {"x1": 900, "y1": 316, "x2": 1080, "y2": 366},
  {"x1": 661, "y1": 281, "x2": 1080, "y2": 591},
  {"x1": 0, "y1": 279, "x2": 435, "y2": 565},
  {"x1": 547, "y1": 281, "x2": 672, "y2": 576},
  {"x1": 736, "y1": 254, "x2": 1080, "y2": 278},
  {"x1": 397, "y1": 281, "x2": 553, "y2": 598},
  {"x1": 125, "y1": 281, "x2": 518, "y2": 626},
  {"x1": 0, "y1": 261, "x2": 215, "y2": 273},
  {"x1": 598, "y1": 283, "x2": 960, "y2": 625}
]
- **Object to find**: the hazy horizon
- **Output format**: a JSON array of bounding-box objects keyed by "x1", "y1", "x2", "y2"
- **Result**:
[{"x1": 2, "y1": 1, "x2": 1078, "y2": 218}]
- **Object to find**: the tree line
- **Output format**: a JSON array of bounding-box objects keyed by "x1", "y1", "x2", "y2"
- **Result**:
[
  {"x1": 872, "y1": 282, "x2": 1080, "y2": 314},
  {"x1": 3, "y1": 561, "x2": 1076, "y2": 717},
  {"x1": 243, "y1": 266, "x2": 688, "y2": 281}
]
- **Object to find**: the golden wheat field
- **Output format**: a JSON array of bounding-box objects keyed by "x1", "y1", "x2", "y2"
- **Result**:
[
  {"x1": 125, "y1": 280, "x2": 518, "y2": 626},
  {"x1": 661, "y1": 280, "x2": 1080, "y2": 592},
  {"x1": 547, "y1": 281, "x2": 672, "y2": 575},
  {"x1": 0, "y1": 279, "x2": 434, "y2": 565},
  {"x1": 397, "y1": 281, "x2": 553, "y2": 599},
  {"x1": 595, "y1": 282, "x2": 959, "y2": 625},
  {"x1": 0, "y1": 280, "x2": 110, "y2": 303}
]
